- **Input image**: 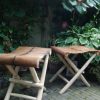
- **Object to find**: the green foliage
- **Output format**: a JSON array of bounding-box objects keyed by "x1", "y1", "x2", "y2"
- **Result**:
[
  {"x1": 0, "y1": 0, "x2": 41, "y2": 52},
  {"x1": 0, "y1": 0, "x2": 52, "y2": 48},
  {"x1": 62, "y1": 0, "x2": 100, "y2": 14},
  {"x1": 0, "y1": 21, "x2": 29, "y2": 53},
  {"x1": 55, "y1": 22, "x2": 100, "y2": 49},
  {"x1": 0, "y1": 22, "x2": 12, "y2": 52}
]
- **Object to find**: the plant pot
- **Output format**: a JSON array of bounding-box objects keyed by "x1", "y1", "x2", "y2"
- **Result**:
[{"x1": 48, "y1": 61, "x2": 63, "y2": 74}]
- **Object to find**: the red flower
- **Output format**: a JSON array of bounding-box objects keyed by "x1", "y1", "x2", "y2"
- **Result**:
[{"x1": 62, "y1": 21, "x2": 68, "y2": 29}]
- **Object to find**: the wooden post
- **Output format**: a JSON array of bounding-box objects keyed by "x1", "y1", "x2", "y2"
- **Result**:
[
  {"x1": 4, "y1": 83, "x2": 15, "y2": 100},
  {"x1": 37, "y1": 54, "x2": 49, "y2": 100},
  {"x1": 6, "y1": 65, "x2": 20, "y2": 79},
  {"x1": 29, "y1": 67, "x2": 40, "y2": 83},
  {"x1": 4, "y1": 66, "x2": 20, "y2": 100},
  {"x1": 10, "y1": 93, "x2": 37, "y2": 100}
]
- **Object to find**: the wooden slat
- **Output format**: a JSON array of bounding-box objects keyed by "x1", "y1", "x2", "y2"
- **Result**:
[
  {"x1": 9, "y1": 78, "x2": 43, "y2": 88},
  {"x1": 49, "y1": 66, "x2": 65, "y2": 83},
  {"x1": 58, "y1": 74, "x2": 69, "y2": 83},
  {"x1": 10, "y1": 93, "x2": 37, "y2": 100}
]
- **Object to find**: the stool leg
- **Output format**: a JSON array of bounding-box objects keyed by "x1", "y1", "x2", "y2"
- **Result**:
[
  {"x1": 4, "y1": 83, "x2": 15, "y2": 100},
  {"x1": 59, "y1": 54, "x2": 96, "y2": 94},
  {"x1": 49, "y1": 66, "x2": 65, "y2": 83},
  {"x1": 58, "y1": 54, "x2": 90, "y2": 87},
  {"x1": 37, "y1": 55, "x2": 49, "y2": 100},
  {"x1": 4, "y1": 66, "x2": 20, "y2": 100},
  {"x1": 57, "y1": 54, "x2": 76, "y2": 75},
  {"x1": 6, "y1": 65, "x2": 20, "y2": 79},
  {"x1": 65, "y1": 57, "x2": 90, "y2": 87},
  {"x1": 29, "y1": 67, "x2": 40, "y2": 83}
]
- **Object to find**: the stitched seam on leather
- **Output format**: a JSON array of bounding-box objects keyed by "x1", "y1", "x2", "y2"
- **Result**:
[{"x1": 13, "y1": 47, "x2": 34, "y2": 66}]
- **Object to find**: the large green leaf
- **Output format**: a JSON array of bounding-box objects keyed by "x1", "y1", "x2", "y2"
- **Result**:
[
  {"x1": 82, "y1": 3, "x2": 89, "y2": 8},
  {"x1": 92, "y1": 41, "x2": 100, "y2": 48},
  {"x1": 75, "y1": 5, "x2": 84, "y2": 14},
  {"x1": 55, "y1": 38, "x2": 64, "y2": 44},
  {"x1": 82, "y1": 6, "x2": 87, "y2": 12},
  {"x1": 62, "y1": 0, "x2": 100, "y2": 14},
  {"x1": 72, "y1": 38, "x2": 78, "y2": 45},
  {"x1": 81, "y1": 33, "x2": 91, "y2": 38},
  {"x1": 62, "y1": 2, "x2": 73, "y2": 12},
  {"x1": 79, "y1": 37, "x2": 88, "y2": 44},
  {"x1": 69, "y1": 0, "x2": 77, "y2": 6},
  {"x1": 94, "y1": 0, "x2": 100, "y2": 4},
  {"x1": 65, "y1": 37, "x2": 74, "y2": 44},
  {"x1": 87, "y1": 0, "x2": 94, "y2": 7}
]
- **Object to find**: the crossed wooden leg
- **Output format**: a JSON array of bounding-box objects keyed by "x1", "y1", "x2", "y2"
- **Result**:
[
  {"x1": 4, "y1": 54, "x2": 49, "y2": 100},
  {"x1": 49, "y1": 53, "x2": 96, "y2": 94},
  {"x1": 4, "y1": 66, "x2": 20, "y2": 100}
]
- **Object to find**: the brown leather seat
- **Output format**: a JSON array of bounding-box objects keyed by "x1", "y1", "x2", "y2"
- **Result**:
[
  {"x1": 0, "y1": 46, "x2": 51, "y2": 67},
  {"x1": 50, "y1": 45, "x2": 99, "y2": 94},
  {"x1": 51, "y1": 45, "x2": 99, "y2": 57}
]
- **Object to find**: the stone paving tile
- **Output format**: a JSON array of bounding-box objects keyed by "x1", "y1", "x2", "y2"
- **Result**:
[
  {"x1": 43, "y1": 74, "x2": 100, "y2": 100},
  {"x1": 1, "y1": 72, "x2": 100, "y2": 100},
  {"x1": 44, "y1": 84, "x2": 100, "y2": 100}
]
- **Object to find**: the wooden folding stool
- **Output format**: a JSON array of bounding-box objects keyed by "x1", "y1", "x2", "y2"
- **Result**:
[
  {"x1": 49, "y1": 46, "x2": 99, "y2": 94},
  {"x1": 0, "y1": 46, "x2": 51, "y2": 100}
]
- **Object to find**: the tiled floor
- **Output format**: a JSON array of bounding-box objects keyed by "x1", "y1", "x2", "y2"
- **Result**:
[
  {"x1": 44, "y1": 79, "x2": 100, "y2": 100},
  {"x1": 1, "y1": 72, "x2": 100, "y2": 100}
]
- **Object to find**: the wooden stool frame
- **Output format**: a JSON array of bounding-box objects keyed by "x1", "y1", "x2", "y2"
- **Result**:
[
  {"x1": 49, "y1": 53, "x2": 96, "y2": 94},
  {"x1": 4, "y1": 54, "x2": 49, "y2": 100}
]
